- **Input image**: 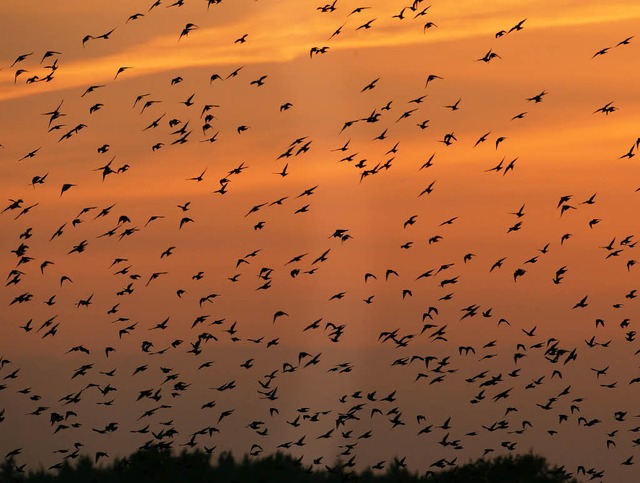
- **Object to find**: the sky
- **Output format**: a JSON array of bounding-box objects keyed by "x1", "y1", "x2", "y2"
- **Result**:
[{"x1": 1, "y1": 0, "x2": 639, "y2": 480}]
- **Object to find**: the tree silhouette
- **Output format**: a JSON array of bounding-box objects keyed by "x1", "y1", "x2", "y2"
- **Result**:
[{"x1": 0, "y1": 450, "x2": 577, "y2": 482}]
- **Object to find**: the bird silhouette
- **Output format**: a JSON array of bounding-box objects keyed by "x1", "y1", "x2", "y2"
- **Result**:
[{"x1": 179, "y1": 23, "x2": 198, "y2": 41}]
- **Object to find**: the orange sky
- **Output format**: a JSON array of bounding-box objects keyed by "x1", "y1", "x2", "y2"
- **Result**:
[{"x1": 1, "y1": 0, "x2": 639, "y2": 480}]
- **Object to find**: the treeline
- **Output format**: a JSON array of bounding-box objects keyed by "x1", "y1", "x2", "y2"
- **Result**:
[{"x1": 0, "y1": 449, "x2": 576, "y2": 482}]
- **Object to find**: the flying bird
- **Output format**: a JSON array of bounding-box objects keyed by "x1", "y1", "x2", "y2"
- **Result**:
[
  {"x1": 114, "y1": 66, "x2": 132, "y2": 79},
  {"x1": 179, "y1": 23, "x2": 198, "y2": 40}
]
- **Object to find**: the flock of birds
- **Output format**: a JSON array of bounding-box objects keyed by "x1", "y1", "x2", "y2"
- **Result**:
[{"x1": 1, "y1": 0, "x2": 639, "y2": 481}]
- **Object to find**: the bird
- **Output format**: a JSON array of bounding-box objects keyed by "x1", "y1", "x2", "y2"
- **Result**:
[
  {"x1": 404, "y1": 215, "x2": 417, "y2": 228},
  {"x1": 179, "y1": 23, "x2": 198, "y2": 41},
  {"x1": 573, "y1": 295, "x2": 589, "y2": 309},
  {"x1": 423, "y1": 22, "x2": 437, "y2": 32},
  {"x1": 445, "y1": 99, "x2": 461, "y2": 111},
  {"x1": 11, "y1": 53, "x2": 33, "y2": 67},
  {"x1": 616, "y1": 36, "x2": 634, "y2": 46},
  {"x1": 235, "y1": 34, "x2": 248, "y2": 44},
  {"x1": 187, "y1": 169, "x2": 207, "y2": 182},
  {"x1": 274, "y1": 164, "x2": 289, "y2": 177},
  {"x1": 527, "y1": 91, "x2": 548, "y2": 103},
  {"x1": 508, "y1": 19, "x2": 527, "y2": 33},
  {"x1": 477, "y1": 49, "x2": 501, "y2": 62},
  {"x1": 474, "y1": 131, "x2": 491, "y2": 147},
  {"x1": 361, "y1": 78, "x2": 379, "y2": 92},
  {"x1": 126, "y1": 13, "x2": 144, "y2": 23},
  {"x1": 97, "y1": 28, "x2": 116, "y2": 40},
  {"x1": 425, "y1": 74, "x2": 443, "y2": 87},
  {"x1": 250, "y1": 75, "x2": 268, "y2": 87},
  {"x1": 60, "y1": 183, "x2": 76, "y2": 196},
  {"x1": 114, "y1": 66, "x2": 132, "y2": 79},
  {"x1": 356, "y1": 19, "x2": 376, "y2": 30},
  {"x1": 594, "y1": 102, "x2": 618, "y2": 115},
  {"x1": 179, "y1": 217, "x2": 193, "y2": 229},
  {"x1": 273, "y1": 311, "x2": 288, "y2": 323},
  {"x1": 18, "y1": 147, "x2": 41, "y2": 161},
  {"x1": 592, "y1": 47, "x2": 611, "y2": 58},
  {"x1": 310, "y1": 46, "x2": 330, "y2": 58}
]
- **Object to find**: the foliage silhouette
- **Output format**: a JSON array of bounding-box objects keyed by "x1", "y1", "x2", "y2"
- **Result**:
[{"x1": 0, "y1": 450, "x2": 577, "y2": 483}]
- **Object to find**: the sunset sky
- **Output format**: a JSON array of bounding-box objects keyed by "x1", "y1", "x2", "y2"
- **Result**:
[{"x1": 1, "y1": 0, "x2": 639, "y2": 480}]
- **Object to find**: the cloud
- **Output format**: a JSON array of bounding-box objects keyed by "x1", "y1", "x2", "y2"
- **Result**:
[{"x1": 1, "y1": 0, "x2": 639, "y2": 103}]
